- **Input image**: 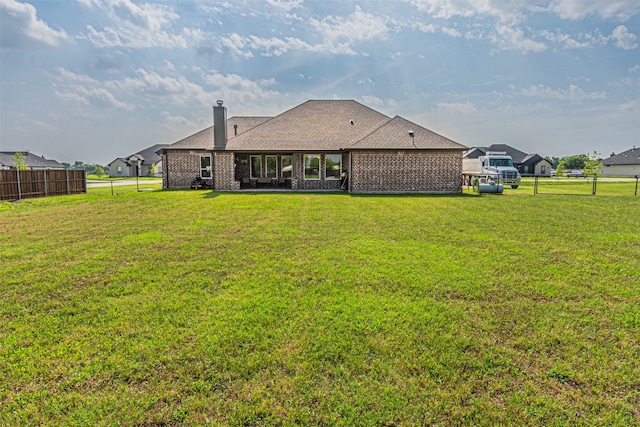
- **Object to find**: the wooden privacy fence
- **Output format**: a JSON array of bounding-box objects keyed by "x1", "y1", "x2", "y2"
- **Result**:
[{"x1": 0, "y1": 169, "x2": 86, "y2": 201}]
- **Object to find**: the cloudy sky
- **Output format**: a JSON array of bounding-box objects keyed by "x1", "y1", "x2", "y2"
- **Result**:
[{"x1": 1, "y1": 0, "x2": 639, "y2": 164}]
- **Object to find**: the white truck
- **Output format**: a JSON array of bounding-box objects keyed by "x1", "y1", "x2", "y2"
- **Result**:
[{"x1": 463, "y1": 151, "x2": 521, "y2": 189}]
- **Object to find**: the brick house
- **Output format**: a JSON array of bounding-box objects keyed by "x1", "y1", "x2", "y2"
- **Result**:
[
  {"x1": 107, "y1": 144, "x2": 169, "y2": 177},
  {"x1": 158, "y1": 100, "x2": 467, "y2": 193},
  {"x1": 600, "y1": 147, "x2": 640, "y2": 176}
]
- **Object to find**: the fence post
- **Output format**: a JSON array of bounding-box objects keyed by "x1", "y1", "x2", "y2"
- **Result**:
[
  {"x1": 66, "y1": 169, "x2": 70, "y2": 195},
  {"x1": 43, "y1": 170, "x2": 48, "y2": 196},
  {"x1": 534, "y1": 176, "x2": 538, "y2": 195},
  {"x1": 635, "y1": 175, "x2": 638, "y2": 196},
  {"x1": 592, "y1": 176, "x2": 597, "y2": 196},
  {"x1": 16, "y1": 169, "x2": 22, "y2": 200}
]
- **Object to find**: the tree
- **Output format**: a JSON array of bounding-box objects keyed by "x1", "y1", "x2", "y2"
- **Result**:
[
  {"x1": 545, "y1": 156, "x2": 562, "y2": 168},
  {"x1": 94, "y1": 165, "x2": 106, "y2": 176},
  {"x1": 562, "y1": 154, "x2": 589, "y2": 170},
  {"x1": 583, "y1": 151, "x2": 602, "y2": 178},
  {"x1": 12, "y1": 152, "x2": 28, "y2": 170}
]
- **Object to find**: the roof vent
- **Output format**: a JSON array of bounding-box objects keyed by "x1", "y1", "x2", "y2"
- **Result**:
[
  {"x1": 216, "y1": 100, "x2": 224, "y2": 107},
  {"x1": 350, "y1": 119, "x2": 354, "y2": 125}
]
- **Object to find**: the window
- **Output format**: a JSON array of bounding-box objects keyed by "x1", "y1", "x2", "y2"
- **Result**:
[
  {"x1": 325, "y1": 154, "x2": 341, "y2": 180},
  {"x1": 541, "y1": 165, "x2": 546, "y2": 175},
  {"x1": 266, "y1": 155, "x2": 277, "y2": 178},
  {"x1": 250, "y1": 155, "x2": 262, "y2": 178},
  {"x1": 523, "y1": 165, "x2": 529, "y2": 174},
  {"x1": 304, "y1": 154, "x2": 320, "y2": 180},
  {"x1": 200, "y1": 155, "x2": 212, "y2": 178},
  {"x1": 117, "y1": 165, "x2": 122, "y2": 174},
  {"x1": 281, "y1": 155, "x2": 292, "y2": 178}
]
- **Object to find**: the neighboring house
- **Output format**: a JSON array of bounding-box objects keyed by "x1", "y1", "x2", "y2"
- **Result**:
[
  {"x1": 158, "y1": 100, "x2": 468, "y2": 193},
  {"x1": 0, "y1": 151, "x2": 65, "y2": 170},
  {"x1": 465, "y1": 144, "x2": 552, "y2": 176},
  {"x1": 600, "y1": 147, "x2": 640, "y2": 176},
  {"x1": 107, "y1": 144, "x2": 169, "y2": 177}
]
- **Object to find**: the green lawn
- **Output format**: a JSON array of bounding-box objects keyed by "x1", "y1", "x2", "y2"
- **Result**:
[{"x1": 1, "y1": 190, "x2": 638, "y2": 426}]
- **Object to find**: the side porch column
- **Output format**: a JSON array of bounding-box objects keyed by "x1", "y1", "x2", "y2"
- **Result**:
[{"x1": 213, "y1": 151, "x2": 239, "y2": 191}]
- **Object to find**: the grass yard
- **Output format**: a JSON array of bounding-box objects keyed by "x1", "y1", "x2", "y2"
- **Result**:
[{"x1": 1, "y1": 189, "x2": 639, "y2": 425}]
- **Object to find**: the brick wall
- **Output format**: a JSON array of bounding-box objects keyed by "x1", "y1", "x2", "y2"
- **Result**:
[
  {"x1": 214, "y1": 151, "x2": 239, "y2": 191},
  {"x1": 350, "y1": 150, "x2": 463, "y2": 193},
  {"x1": 163, "y1": 149, "x2": 462, "y2": 193},
  {"x1": 292, "y1": 152, "x2": 346, "y2": 191},
  {"x1": 163, "y1": 150, "x2": 211, "y2": 188}
]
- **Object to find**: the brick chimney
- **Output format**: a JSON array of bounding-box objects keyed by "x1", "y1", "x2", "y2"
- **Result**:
[{"x1": 213, "y1": 100, "x2": 227, "y2": 150}]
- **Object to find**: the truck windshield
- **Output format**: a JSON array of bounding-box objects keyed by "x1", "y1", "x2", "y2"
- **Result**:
[{"x1": 489, "y1": 158, "x2": 513, "y2": 167}]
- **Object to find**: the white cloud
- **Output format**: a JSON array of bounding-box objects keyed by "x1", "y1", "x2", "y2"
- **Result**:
[
  {"x1": 78, "y1": 0, "x2": 187, "y2": 48},
  {"x1": 266, "y1": 0, "x2": 303, "y2": 12},
  {"x1": 441, "y1": 26, "x2": 462, "y2": 38},
  {"x1": 610, "y1": 25, "x2": 638, "y2": 50},
  {"x1": 407, "y1": 0, "x2": 640, "y2": 22},
  {"x1": 202, "y1": 71, "x2": 280, "y2": 105},
  {"x1": 413, "y1": 22, "x2": 437, "y2": 33},
  {"x1": 522, "y1": 84, "x2": 606, "y2": 102},
  {"x1": 0, "y1": 0, "x2": 68, "y2": 49},
  {"x1": 54, "y1": 67, "x2": 134, "y2": 111},
  {"x1": 436, "y1": 101, "x2": 477, "y2": 114},
  {"x1": 217, "y1": 7, "x2": 391, "y2": 59},
  {"x1": 360, "y1": 95, "x2": 398, "y2": 107},
  {"x1": 55, "y1": 85, "x2": 134, "y2": 111},
  {"x1": 406, "y1": 0, "x2": 532, "y2": 23},
  {"x1": 630, "y1": 65, "x2": 640, "y2": 73},
  {"x1": 491, "y1": 25, "x2": 547, "y2": 53},
  {"x1": 218, "y1": 32, "x2": 321, "y2": 58},
  {"x1": 310, "y1": 5, "x2": 389, "y2": 50},
  {"x1": 115, "y1": 69, "x2": 211, "y2": 106},
  {"x1": 541, "y1": 30, "x2": 589, "y2": 48},
  {"x1": 548, "y1": 0, "x2": 640, "y2": 21},
  {"x1": 406, "y1": 1, "x2": 639, "y2": 53}
]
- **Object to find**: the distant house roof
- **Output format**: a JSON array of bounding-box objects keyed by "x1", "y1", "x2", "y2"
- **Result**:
[
  {"x1": 165, "y1": 100, "x2": 466, "y2": 153},
  {"x1": 0, "y1": 151, "x2": 64, "y2": 169},
  {"x1": 520, "y1": 153, "x2": 546, "y2": 166},
  {"x1": 485, "y1": 144, "x2": 529, "y2": 163},
  {"x1": 109, "y1": 144, "x2": 170, "y2": 166},
  {"x1": 464, "y1": 144, "x2": 540, "y2": 164},
  {"x1": 462, "y1": 147, "x2": 486, "y2": 159},
  {"x1": 602, "y1": 147, "x2": 640, "y2": 166}
]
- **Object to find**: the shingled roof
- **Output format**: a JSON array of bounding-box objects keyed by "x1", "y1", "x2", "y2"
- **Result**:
[
  {"x1": 165, "y1": 117, "x2": 271, "y2": 150},
  {"x1": 350, "y1": 115, "x2": 466, "y2": 150},
  {"x1": 602, "y1": 147, "x2": 640, "y2": 165},
  {"x1": 0, "y1": 151, "x2": 64, "y2": 169},
  {"x1": 226, "y1": 100, "x2": 392, "y2": 151},
  {"x1": 163, "y1": 100, "x2": 466, "y2": 152}
]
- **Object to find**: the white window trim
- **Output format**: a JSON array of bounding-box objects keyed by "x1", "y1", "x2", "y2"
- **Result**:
[
  {"x1": 200, "y1": 155, "x2": 212, "y2": 178},
  {"x1": 304, "y1": 154, "x2": 321, "y2": 180}
]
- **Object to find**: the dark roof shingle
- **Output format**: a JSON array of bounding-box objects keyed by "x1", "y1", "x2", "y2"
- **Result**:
[
  {"x1": 349, "y1": 115, "x2": 466, "y2": 150},
  {"x1": 602, "y1": 147, "x2": 640, "y2": 165},
  {"x1": 226, "y1": 100, "x2": 391, "y2": 151}
]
